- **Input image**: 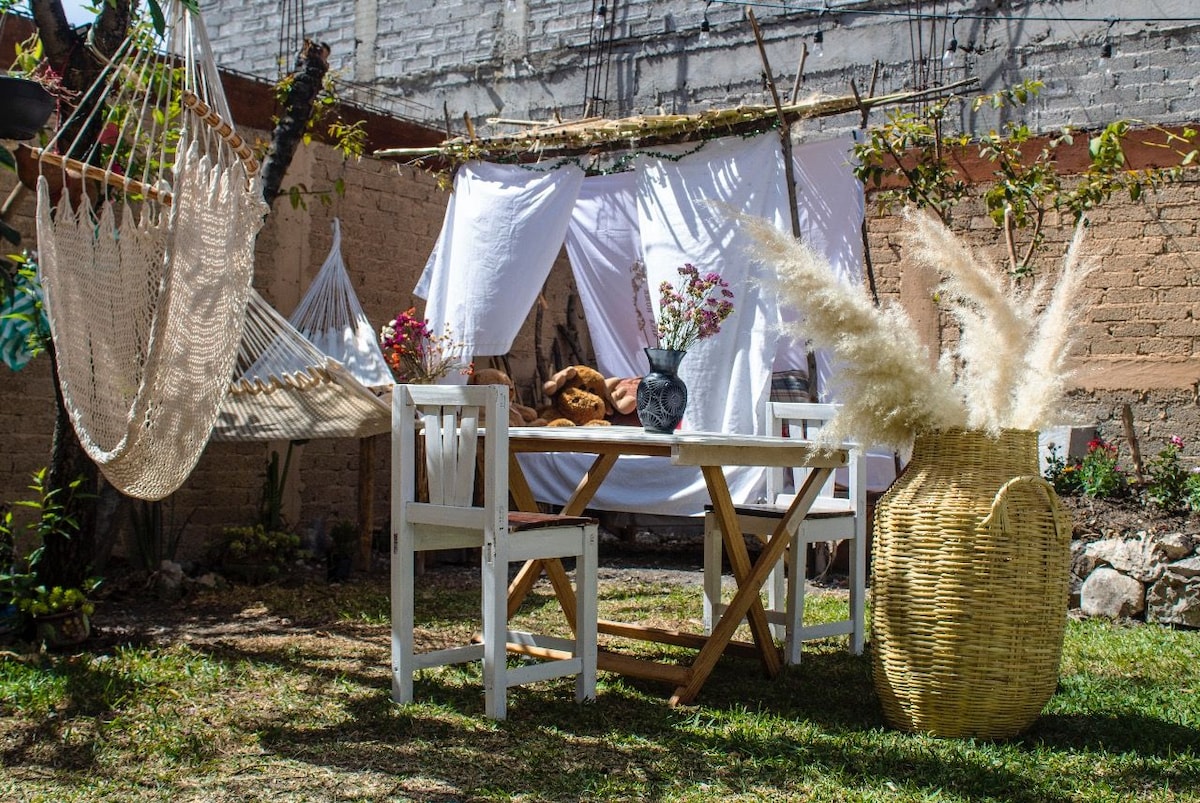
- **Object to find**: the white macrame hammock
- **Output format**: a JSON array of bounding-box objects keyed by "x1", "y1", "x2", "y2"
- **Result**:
[
  {"x1": 34, "y1": 1, "x2": 267, "y2": 500},
  {"x1": 212, "y1": 219, "x2": 392, "y2": 442}
]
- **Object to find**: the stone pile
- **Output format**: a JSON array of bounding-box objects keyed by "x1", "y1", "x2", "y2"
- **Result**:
[{"x1": 1073, "y1": 532, "x2": 1200, "y2": 627}]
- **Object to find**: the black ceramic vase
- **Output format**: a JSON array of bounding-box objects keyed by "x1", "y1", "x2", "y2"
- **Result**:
[{"x1": 636, "y1": 347, "x2": 687, "y2": 434}]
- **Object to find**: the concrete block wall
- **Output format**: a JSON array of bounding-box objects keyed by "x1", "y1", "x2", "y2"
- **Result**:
[{"x1": 200, "y1": 0, "x2": 1200, "y2": 142}]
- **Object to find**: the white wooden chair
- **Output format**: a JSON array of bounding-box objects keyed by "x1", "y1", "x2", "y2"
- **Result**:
[
  {"x1": 390, "y1": 383, "x2": 599, "y2": 720},
  {"x1": 703, "y1": 402, "x2": 866, "y2": 665}
]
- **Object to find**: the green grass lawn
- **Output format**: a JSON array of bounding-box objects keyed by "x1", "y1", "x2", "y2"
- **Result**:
[{"x1": 1, "y1": 571, "x2": 1198, "y2": 802}]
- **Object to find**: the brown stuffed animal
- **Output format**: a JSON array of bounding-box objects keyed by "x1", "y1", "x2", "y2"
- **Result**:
[
  {"x1": 605, "y1": 376, "x2": 642, "y2": 426},
  {"x1": 470, "y1": 367, "x2": 545, "y2": 426},
  {"x1": 539, "y1": 365, "x2": 612, "y2": 426}
]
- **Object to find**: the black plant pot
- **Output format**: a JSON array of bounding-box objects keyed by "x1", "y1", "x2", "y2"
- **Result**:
[{"x1": 0, "y1": 75, "x2": 55, "y2": 140}]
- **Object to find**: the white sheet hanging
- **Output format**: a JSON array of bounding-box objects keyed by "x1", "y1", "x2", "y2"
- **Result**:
[
  {"x1": 521, "y1": 133, "x2": 791, "y2": 516},
  {"x1": 563, "y1": 171, "x2": 648, "y2": 379},
  {"x1": 636, "y1": 131, "x2": 788, "y2": 437},
  {"x1": 416, "y1": 161, "x2": 584, "y2": 355}
]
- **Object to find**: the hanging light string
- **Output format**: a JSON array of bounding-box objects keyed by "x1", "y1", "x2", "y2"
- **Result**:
[{"x1": 706, "y1": 0, "x2": 1200, "y2": 24}]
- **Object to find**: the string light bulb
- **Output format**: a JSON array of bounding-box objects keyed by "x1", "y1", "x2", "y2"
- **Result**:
[
  {"x1": 943, "y1": 38, "x2": 959, "y2": 67},
  {"x1": 1098, "y1": 18, "x2": 1117, "y2": 74},
  {"x1": 594, "y1": 3, "x2": 607, "y2": 30},
  {"x1": 943, "y1": 16, "x2": 960, "y2": 67},
  {"x1": 699, "y1": 14, "x2": 711, "y2": 45},
  {"x1": 812, "y1": 28, "x2": 824, "y2": 58}
]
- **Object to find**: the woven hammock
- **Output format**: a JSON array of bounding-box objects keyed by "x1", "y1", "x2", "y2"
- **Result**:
[
  {"x1": 211, "y1": 289, "x2": 391, "y2": 442},
  {"x1": 33, "y1": 1, "x2": 267, "y2": 500},
  {"x1": 287, "y1": 218, "x2": 392, "y2": 388}
]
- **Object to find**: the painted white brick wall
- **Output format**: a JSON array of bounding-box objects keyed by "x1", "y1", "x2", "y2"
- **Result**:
[{"x1": 199, "y1": 0, "x2": 1200, "y2": 138}]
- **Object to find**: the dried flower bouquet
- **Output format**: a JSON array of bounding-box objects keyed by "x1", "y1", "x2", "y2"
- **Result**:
[{"x1": 746, "y1": 209, "x2": 1096, "y2": 453}]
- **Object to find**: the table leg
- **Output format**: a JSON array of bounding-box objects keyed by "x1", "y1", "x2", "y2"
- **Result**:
[
  {"x1": 671, "y1": 467, "x2": 832, "y2": 706},
  {"x1": 505, "y1": 452, "x2": 616, "y2": 622},
  {"x1": 700, "y1": 465, "x2": 781, "y2": 671}
]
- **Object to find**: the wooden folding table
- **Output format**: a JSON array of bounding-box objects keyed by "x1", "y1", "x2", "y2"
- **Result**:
[{"x1": 504, "y1": 426, "x2": 847, "y2": 705}]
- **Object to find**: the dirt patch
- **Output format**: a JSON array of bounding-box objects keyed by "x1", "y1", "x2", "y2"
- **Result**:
[{"x1": 72, "y1": 496, "x2": 1197, "y2": 652}]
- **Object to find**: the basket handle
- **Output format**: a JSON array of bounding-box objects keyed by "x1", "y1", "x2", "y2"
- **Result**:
[{"x1": 982, "y1": 474, "x2": 1072, "y2": 547}]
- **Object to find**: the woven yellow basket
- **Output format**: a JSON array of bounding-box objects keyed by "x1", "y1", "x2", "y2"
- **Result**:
[{"x1": 871, "y1": 428, "x2": 1072, "y2": 739}]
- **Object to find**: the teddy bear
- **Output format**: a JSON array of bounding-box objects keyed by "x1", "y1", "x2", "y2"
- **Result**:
[
  {"x1": 538, "y1": 364, "x2": 613, "y2": 427},
  {"x1": 605, "y1": 375, "x2": 642, "y2": 426},
  {"x1": 469, "y1": 367, "x2": 545, "y2": 427}
]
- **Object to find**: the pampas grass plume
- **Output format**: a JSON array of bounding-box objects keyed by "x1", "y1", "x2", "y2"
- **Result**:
[
  {"x1": 902, "y1": 210, "x2": 1036, "y2": 434},
  {"x1": 747, "y1": 208, "x2": 1094, "y2": 448},
  {"x1": 745, "y1": 216, "x2": 967, "y2": 452}
]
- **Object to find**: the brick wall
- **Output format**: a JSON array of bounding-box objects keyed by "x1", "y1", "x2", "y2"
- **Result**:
[
  {"x1": 864, "y1": 177, "x2": 1200, "y2": 464},
  {"x1": 0, "y1": 131, "x2": 584, "y2": 562}
]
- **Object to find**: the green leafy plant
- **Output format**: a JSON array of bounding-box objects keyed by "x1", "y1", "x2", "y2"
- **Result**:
[
  {"x1": 853, "y1": 80, "x2": 1198, "y2": 276},
  {"x1": 212, "y1": 524, "x2": 302, "y2": 584},
  {"x1": 0, "y1": 469, "x2": 101, "y2": 623},
  {"x1": 1143, "y1": 435, "x2": 1200, "y2": 513},
  {"x1": 1044, "y1": 442, "x2": 1083, "y2": 497},
  {"x1": 258, "y1": 443, "x2": 298, "y2": 532}
]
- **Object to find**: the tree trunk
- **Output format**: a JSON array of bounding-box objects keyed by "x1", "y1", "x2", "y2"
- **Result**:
[{"x1": 260, "y1": 40, "x2": 330, "y2": 204}]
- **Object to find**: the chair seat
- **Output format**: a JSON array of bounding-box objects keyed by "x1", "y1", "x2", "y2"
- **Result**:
[
  {"x1": 708, "y1": 499, "x2": 855, "y2": 520},
  {"x1": 508, "y1": 511, "x2": 598, "y2": 532}
]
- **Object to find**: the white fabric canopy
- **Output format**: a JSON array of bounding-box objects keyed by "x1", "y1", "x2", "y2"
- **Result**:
[
  {"x1": 420, "y1": 133, "x2": 891, "y2": 515},
  {"x1": 416, "y1": 161, "x2": 585, "y2": 355},
  {"x1": 522, "y1": 133, "x2": 790, "y2": 515}
]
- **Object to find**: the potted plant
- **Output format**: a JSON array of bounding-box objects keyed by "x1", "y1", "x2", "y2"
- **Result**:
[
  {"x1": 0, "y1": 26, "x2": 58, "y2": 140},
  {"x1": 747, "y1": 209, "x2": 1090, "y2": 738},
  {"x1": 0, "y1": 470, "x2": 101, "y2": 648},
  {"x1": 326, "y1": 520, "x2": 357, "y2": 582},
  {"x1": 12, "y1": 578, "x2": 99, "y2": 647}
]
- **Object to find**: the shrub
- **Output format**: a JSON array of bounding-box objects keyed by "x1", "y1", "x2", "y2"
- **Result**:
[
  {"x1": 213, "y1": 525, "x2": 302, "y2": 584},
  {"x1": 1144, "y1": 436, "x2": 1193, "y2": 513},
  {"x1": 1078, "y1": 438, "x2": 1127, "y2": 499},
  {"x1": 1044, "y1": 443, "x2": 1082, "y2": 496}
]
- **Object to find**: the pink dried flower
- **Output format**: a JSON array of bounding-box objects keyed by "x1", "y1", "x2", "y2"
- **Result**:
[{"x1": 652, "y1": 264, "x2": 734, "y2": 351}]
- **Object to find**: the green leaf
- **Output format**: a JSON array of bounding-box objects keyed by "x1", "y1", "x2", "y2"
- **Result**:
[
  {"x1": 146, "y1": 0, "x2": 166, "y2": 36},
  {"x1": 0, "y1": 146, "x2": 15, "y2": 172}
]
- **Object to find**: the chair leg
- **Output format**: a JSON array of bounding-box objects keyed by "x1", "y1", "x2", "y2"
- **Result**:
[
  {"x1": 575, "y1": 526, "x2": 599, "y2": 703},
  {"x1": 702, "y1": 512, "x2": 723, "y2": 635},
  {"x1": 768, "y1": 545, "x2": 788, "y2": 642},
  {"x1": 481, "y1": 538, "x2": 508, "y2": 720},
  {"x1": 784, "y1": 531, "x2": 806, "y2": 665},
  {"x1": 391, "y1": 530, "x2": 416, "y2": 704},
  {"x1": 849, "y1": 525, "x2": 866, "y2": 656}
]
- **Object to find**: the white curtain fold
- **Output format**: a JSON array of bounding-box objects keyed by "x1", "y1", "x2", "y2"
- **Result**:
[{"x1": 416, "y1": 161, "x2": 584, "y2": 356}]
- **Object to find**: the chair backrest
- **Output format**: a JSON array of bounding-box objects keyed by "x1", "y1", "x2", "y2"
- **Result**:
[
  {"x1": 393, "y1": 383, "x2": 509, "y2": 535},
  {"x1": 766, "y1": 402, "x2": 861, "y2": 509}
]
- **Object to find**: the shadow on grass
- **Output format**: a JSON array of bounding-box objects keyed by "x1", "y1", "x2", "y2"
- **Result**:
[{"x1": 7, "y1": 565, "x2": 1199, "y2": 801}]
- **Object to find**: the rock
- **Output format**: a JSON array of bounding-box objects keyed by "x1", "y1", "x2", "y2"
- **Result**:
[
  {"x1": 1071, "y1": 539, "x2": 1102, "y2": 580},
  {"x1": 1084, "y1": 536, "x2": 1164, "y2": 583},
  {"x1": 154, "y1": 560, "x2": 185, "y2": 601},
  {"x1": 1080, "y1": 567, "x2": 1145, "y2": 619},
  {"x1": 193, "y1": 572, "x2": 223, "y2": 589},
  {"x1": 1151, "y1": 532, "x2": 1194, "y2": 562},
  {"x1": 1146, "y1": 557, "x2": 1200, "y2": 628}
]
